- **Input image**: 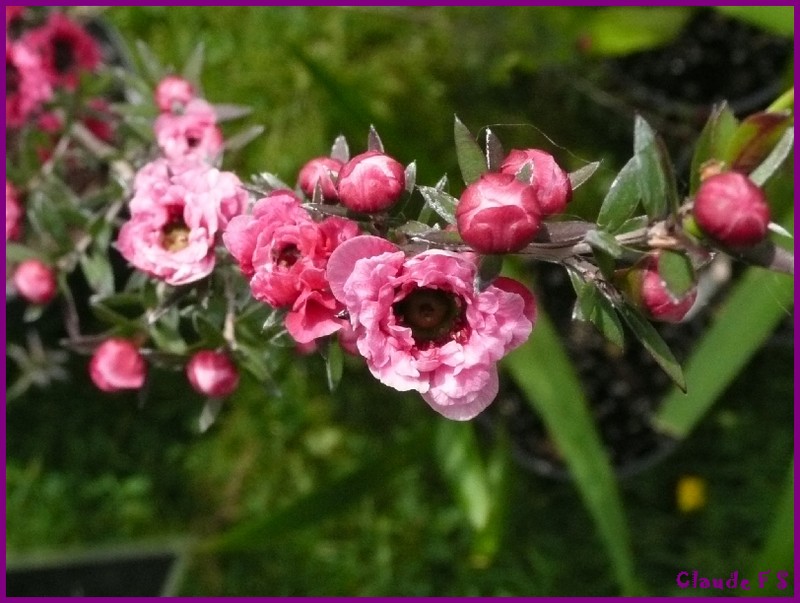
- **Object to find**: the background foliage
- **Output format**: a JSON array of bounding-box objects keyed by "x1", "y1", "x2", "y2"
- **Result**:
[{"x1": 6, "y1": 6, "x2": 794, "y2": 596}]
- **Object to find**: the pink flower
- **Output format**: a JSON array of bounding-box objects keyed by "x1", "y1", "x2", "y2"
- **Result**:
[
  {"x1": 6, "y1": 180, "x2": 23, "y2": 241},
  {"x1": 89, "y1": 338, "x2": 146, "y2": 392},
  {"x1": 223, "y1": 191, "x2": 360, "y2": 343},
  {"x1": 12, "y1": 258, "x2": 57, "y2": 305},
  {"x1": 297, "y1": 156, "x2": 343, "y2": 201},
  {"x1": 155, "y1": 75, "x2": 196, "y2": 113},
  {"x1": 83, "y1": 98, "x2": 116, "y2": 144},
  {"x1": 327, "y1": 235, "x2": 535, "y2": 420},
  {"x1": 118, "y1": 164, "x2": 247, "y2": 286},
  {"x1": 22, "y1": 12, "x2": 101, "y2": 90},
  {"x1": 500, "y1": 148, "x2": 572, "y2": 216},
  {"x1": 693, "y1": 172, "x2": 770, "y2": 247},
  {"x1": 6, "y1": 39, "x2": 52, "y2": 127},
  {"x1": 186, "y1": 350, "x2": 240, "y2": 397},
  {"x1": 456, "y1": 172, "x2": 542, "y2": 254},
  {"x1": 154, "y1": 99, "x2": 223, "y2": 163},
  {"x1": 337, "y1": 150, "x2": 406, "y2": 213}
]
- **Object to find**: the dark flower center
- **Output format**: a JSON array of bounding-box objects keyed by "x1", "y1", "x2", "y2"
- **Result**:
[
  {"x1": 162, "y1": 221, "x2": 191, "y2": 252},
  {"x1": 53, "y1": 37, "x2": 76, "y2": 74},
  {"x1": 274, "y1": 243, "x2": 301, "y2": 267},
  {"x1": 185, "y1": 130, "x2": 201, "y2": 148},
  {"x1": 7, "y1": 61, "x2": 20, "y2": 95},
  {"x1": 394, "y1": 287, "x2": 467, "y2": 346}
]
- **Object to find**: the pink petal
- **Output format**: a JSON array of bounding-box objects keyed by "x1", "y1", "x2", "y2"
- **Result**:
[{"x1": 326, "y1": 235, "x2": 398, "y2": 302}]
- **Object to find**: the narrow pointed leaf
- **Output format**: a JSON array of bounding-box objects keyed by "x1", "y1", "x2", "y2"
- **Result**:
[
  {"x1": 418, "y1": 185, "x2": 459, "y2": 225},
  {"x1": 657, "y1": 250, "x2": 695, "y2": 298},
  {"x1": 367, "y1": 125, "x2": 384, "y2": 153},
  {"x1": 726, "y1": 111, "x2": 791, "y2": 174},
  {"x1": 585, "y1": 229, "x2": 624, "y2": 259},
  {"x1": 404, "y1": 161, "x2": 417, "y2": 193},
  {"x1": 485, "y1": 128, "x2": 505, "y2": 172},
  {"x1": 749, "y1": 126, "x2": 794, "y2": 186},
  {"x1": 324, "y1": 339, "x2": 344, "y2": 392},
  {"x1": 475, "y1": 254, "x2": 503, "y2": 291},
  {"x1": 181, "y1": 41, "x2": 205, "y2": 86},
  {"x1": 617, "y1": 304, "x2": 686, "y2": 391},
  {"x1": 135, "y1": 39, "x2": 164, "y2": 83},
  {"x1": 330, "y1": 135, "x2": 350, "y2": 163},
  {"x1": 568, "y1": 161, "x2": 601, "y2": 190},
  {"x1": 597, "y1": 157, "x2": 640, "y2": 233},
  {"x1": 514, "y1": 160, "x2": 534, "y2": 185},
  {"x1": 212, "y1": 103, "x2": 253, "y2": 122},
  {"x1": 633, "y1": 115, "x2": 678, "y2": 219},
  {"x1": 690, "y1": 102, "x2": 738, "y2": 193},
  {"x1": 454, "y1": 116, "x2": 487, "y2": 185},
  {"x1": 198, "y1": 397, "x2": 224, "y2": 433},
  {"x1": 223, "y1": 125, "x2": 265, "y2": 153}
]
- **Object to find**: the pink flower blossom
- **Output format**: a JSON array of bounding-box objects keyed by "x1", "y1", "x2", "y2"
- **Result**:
[
  {"x1": 118, "y1": 164, "x2": 247, "y2": 286},
  {"x1": 155, "y1": 75, "x2": 196, "y2": 113},
  {"x1": 186, "y1": 350, "x2": 239, "y2": 397},
  {"x1": 12, "y1": 258, "x2": 57, "y2": 305},
  {"x1": 154, "y1": 99, "x2": 223, "y2": 163},
  {"x1": 297, "y1": 156, "x2": 343, "y2": 201},
  {"x1": 327, "y1": 235, "x2": 535, "y2": 420},
  {"x1": 22, "y1": 12, "x2": 101, "y2": 90},
  {"x1": 500, "y1": 148, "x2": 572, "y2": 216},
  {"x1": 6, "y1": 39, "x2": 52, "y2": 127},
  {"x1": 89, "y1": 338, "x2": 146, "y2": 392},
  {"x1": 223, "y1": 191, "x2": 360, "y2": 343},
  {"x1": 6, "y1": 180, "x2": 23, "y2": 241}
]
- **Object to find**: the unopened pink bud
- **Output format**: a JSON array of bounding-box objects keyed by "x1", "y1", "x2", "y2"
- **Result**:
[
  {"x1": 6, "y1": 180, "x2": 23, "y2": 241},
  {"x1": 298, "y1": 156, "x2": 343, "y2": 201},
  {"x1": 12, "y1": 259, "x2": 57, "y2": 304},
  {"x1": 500, "y1": 149, "x2": 572, "y2": 216},
  {"x1": 89, "y1": 338, "x2": 147, "y2": 392},
  {"x1": 639, "y1": 258, "x2": 697, "y2": 323},
  {"x1": 693, "y1": 172, "x2": 770, "y2": 247},
  {"x1": 155, "y1": 75, "x2": 196, "y2": 113},
  {"x1": 185, "y1": 350, "x2": 239, "y2": 398},
  {"x1": 336, "y1": 150, "x2": 405, "y2": 213},
  {"x1": 456, "y1": 172, "x2": 542, "y2": 254}
]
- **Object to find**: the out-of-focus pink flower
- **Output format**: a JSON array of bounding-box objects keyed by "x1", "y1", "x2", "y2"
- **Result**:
[
  {"x1": 22, "y1": 12, "x2": 101, "y2": 90},
  {"x1": 297, "y1": 156, "x2": 342, "y2": 201},
  {"x1": 337, "y1": 150, "x2": 406, "y2": 213},
  {"x1": 89, "y1": 338, "x2": 147, "y2": 392},
  {"x1": 118, "y1": 164, "x2": 246, "y2": 286},
  {"x1": 83, "y1": 98, "x2": 116, "y2": 143},
  {"x1": 326, "y1": 235, "x2": 535, "y2": 420},
  {"x1": 154, "y1": 99, "x2": 223, "y2": 163},
  {"x1": 223, "y1": 191, "x2": 360, "y2": 343},
  {"x1": 6, "y1": 180, "x2": 23, "y2": 241},
  {"x1": 500, "y1": 148, "x2": 572, "y2": 216},
  {"x1": 186, "y1": 350, "x2": 239, "y2": 397},
  {"x1": 693, "y1": 171, "x2": 770, "y2": 248},
  {"x1": 6, "y1": 39, "x2": 52, "y2": 127},
  {"x1": 12, "y1": 258, "x2": 57, "y2": 304},
  {"x1": 456, "y1": 172, "x2": 542, "y2": 254},
  {"x1": 6, "y1": 6, "x2": 25, "y2": 37},
  {"x1": 155, "y1": 75, "x2": 196, "y2": 113}
]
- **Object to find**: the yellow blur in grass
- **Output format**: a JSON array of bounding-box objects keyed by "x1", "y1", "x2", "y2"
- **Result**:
[{"x1": 676, "y1": 475, "x2": 708, "y2": 514}]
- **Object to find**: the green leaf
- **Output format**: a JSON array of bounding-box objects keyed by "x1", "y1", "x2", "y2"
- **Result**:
[
  {"x1": 690, "y1": 102, "x2": 738, "y2": 193},
  {"x1": 367, "y1": 125, "x2": 384, "y2": 153},
  {"x1": 633, "y1": 115, "x2": 678, "y2": 220},
  {"x1": 584, "y1": 229, "x2": 624, "y2": 259},
  {"x1": 716, "y1": 6, "x2": 794, "y2": 37},
  {"x1": 404, "y1": 161, "x2": 417, "y2": 193},
  {"x1": 726, "y1": 111, "x2": 792, "y2": 174},
  {"x1": 417, "y1": 185, "x2": 459, "y2": 225},
  {"x1": 80, "y1": 252, "x2": 116, "y2": 297},
  {"x1": 454, "y1": 115, "x2": 487, "y2": 185},
  {"x1": 585, "y1": 7, "x2": 691, "y2": 56},
  {"x1": 475, "y1": 255, "x2": 503, "y2": 291},
  {"x1": 657, "y1": 250, "x2": 694, "y2": 298},
  {"x1": 135, "y1": 39, "x2": 165, "y2": 83},
  {"x1": 181, "y1": 41, "x2": 205, "y2": 86},
  {"x1": 223, "y1": 125, "x2": 265, "y2": 153},
  {"x1": 568, "y1": 272, "x2": 625, "y2": 348},
  {"x1": 324, "y1": 339, "x2": 344, "y2": 392},
  {"x1": 654, "y1": 266, "x2": 794, "y2": 438},
  {"x1": 617, "y1": 304, "x2": 686, "y2": 391},
  {"x1": 749, "y1": 126, "x2": 794, "y2": 187},
  {"x1": 330, "y1": 134, "x2": 349, "y2": 163},
  {"x1": 212, "y1": 103, "x2": 253, "y2": 122},
  {"x1": 504, "y1": 260, "x2": 638, "y2": 595},
  {"x1": 485, "y1": 128, "x2": 505, "y2": 172},
  {"x1": 204, "y1": 426, "x2": 430, "y2": 552},
  {"x1": 5, "y1": 243, "x2": 46, "y2": 263},
  {"x1": 568, "y1": 161, "x2": 601, "y2": 191},
  {"x1": 597, "y1": 157, "x2": 640, "y2": 233}
]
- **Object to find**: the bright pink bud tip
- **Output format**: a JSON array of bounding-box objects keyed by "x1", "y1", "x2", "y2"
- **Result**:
[
  {"x1": 12, "y1": 259, "x2": 57, "y2": 305},
  {"x1": 640, "y1": 258, "x2": 697, "y2": 323},
  {"x1": 298, "y1": 156, "x2": 343, "y2": 201},
  {"x1": 456, "y1": 172, "x2": 542, "y2": 254},
  {"x1": 500, "y1": 148, "x2": 572, "y2": 216},
  {"x1": 155, "y1": 75, "x2": 196, "y2": 113},
  {"x1": 693, "y1": 172, "x2": 770, "y2": 247},
  {"x1": 336, "y1": 150, "x2": 405, "y2": 213},
  {"x1": 89, "y1": 338, "x2": 147, "y2": 393},
  {"x1": 185, "y1": 350, "x2": 240, "y2": 397}
]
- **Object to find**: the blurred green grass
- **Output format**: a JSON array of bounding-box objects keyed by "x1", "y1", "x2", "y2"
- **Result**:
[{"x1": 6, "y1": 6, "x2": 793, "y2": 596}]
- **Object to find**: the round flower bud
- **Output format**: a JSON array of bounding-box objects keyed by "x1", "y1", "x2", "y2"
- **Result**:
[
  {"x1": 12, "y1": 259, "x2": 57, "y2": 305},
  {"x1": 297, "y1": 156, "x2": 343, "y2": 201},
  {"x1": 693, "y1": 172, "x2": 770, "y2": 247},
  {"x1": 185, "y1": 350, "x2": 240, "y2": 398},
  {"x1": 6, "y1": 180, "x2": 23, "y2": 241},
  {"x1": 456, "y1": 172, "x2": 542, "y2": 254},
  {"x1": 89, "y1": 338, "x2": 147, "y2": 392},
  {"x1": 500, "y1": 148, "x2": 572, "y2": 216},
  {"x1": 155, "y1": 75, "x2": 196, "y2": 113},
  {"x1": 621, "y1": 256, "x2": 697, "y2": 323},
  {"x1": 336, "y1": 150, "x2": 405, "y2": 213}
]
